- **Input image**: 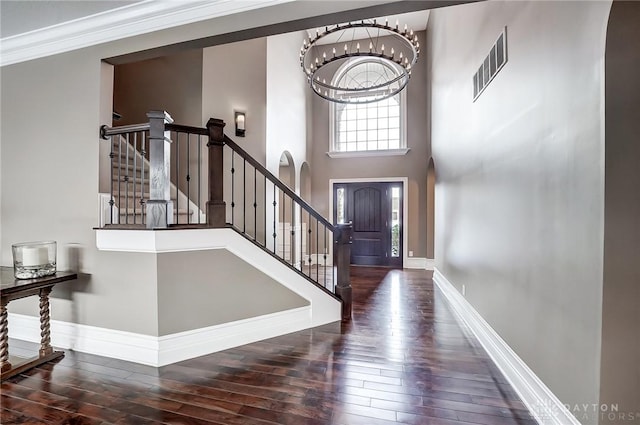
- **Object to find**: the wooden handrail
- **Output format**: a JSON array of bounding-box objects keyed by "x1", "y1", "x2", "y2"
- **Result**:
[
  {"x1": 223, "y1": 135, "x2": 335, "y2": 231},
  {"x1": 166, "y1": 123, "x2": 208, "y2": 136},
  {"x1": 100, "y1": 123, "x2": 150, "y2": 139}
]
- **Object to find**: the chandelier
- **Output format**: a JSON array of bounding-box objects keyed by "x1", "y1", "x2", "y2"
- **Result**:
[{"x1": 299, "y1": 19, "x2": 420, "y2": 104}]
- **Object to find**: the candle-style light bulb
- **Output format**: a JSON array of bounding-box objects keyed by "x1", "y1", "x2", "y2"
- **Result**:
[
  {"x1": 315, "y1": 57, "x2": 319, "y2": 65},
  {"x1": 385, "y1": 18, "x2": 389, "y2": 27},
  {"x1": 381, "y1": 44, "x2": 385, "y2": 54},
  {"x1": 400, "y1": 52, "x2": 404, "y2": 60},
  {"x1": 391, "y1": 48, "x2": 395, "y2": 58},
  {"x1": 395, "y1": 20, "x2": 399, "y2": 31},
  {"x1": 369, "y1": 42, "x2": 373, "y2": 52},
  {"x1": 322, "y1": 52, "x2": 327, "y2": 61},
  {"x1": 410, "y1": 29, "x2": 414, "y2": 37},
  {"x1": 404, "y1": 24, "x2": 408, "y2": 34},
  {"x1": 356, "y1": 42, "x2": 360, "y2": 52},
  {"x1": 344, "y1": 44, "x2": 348, "y2": 54},
  {"x1": 315, "y1": 29, "x2": 319, "y2": 38},
  {"x1": 332, "y1": 47, "x2": 336, "y2": 57},
  {"x1": 323, "y1": 78, "x2": 326, "y2": 84}
]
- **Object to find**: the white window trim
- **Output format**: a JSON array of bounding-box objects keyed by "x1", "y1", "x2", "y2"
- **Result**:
[
  {"x1": 328, "y1": 61, "x2": 409, "y2": 156},
  {"x1": 326, "y1": 148, "x2": 410, "y2": 158}
]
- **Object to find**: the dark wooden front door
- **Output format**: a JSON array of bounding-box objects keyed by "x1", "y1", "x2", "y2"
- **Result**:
[{"x1": 334, "y1": 182, "x2": 403, "y2": 268}]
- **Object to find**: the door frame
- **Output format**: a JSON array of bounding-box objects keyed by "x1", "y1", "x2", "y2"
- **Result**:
[{"x1": 329, "y1": 177, "x2": 409, "y2": 269}]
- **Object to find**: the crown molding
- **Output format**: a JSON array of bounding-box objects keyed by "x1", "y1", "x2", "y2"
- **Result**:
[{"x1": 0, "y1": 0, "x2": 294, "y2": 67}]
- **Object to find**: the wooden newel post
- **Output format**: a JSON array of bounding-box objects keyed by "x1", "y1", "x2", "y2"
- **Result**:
[
  {"x1": 206, "y1": 118, "x2": 226, "y2": 227},
  {"x1": 334, "y1": 223, "x2": 353, "y2": 321},
  {"x1": 146, "y1": 110, "x2": 174, "y2": 229}
]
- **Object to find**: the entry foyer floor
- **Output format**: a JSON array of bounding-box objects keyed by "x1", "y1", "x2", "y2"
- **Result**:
[{"x1": 1, "y1": 267, "x2": 536, "y2": 424}]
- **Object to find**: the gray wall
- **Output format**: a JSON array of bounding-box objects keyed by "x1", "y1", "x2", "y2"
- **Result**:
[
  {"x1": 202, "y1": 38, "x2": 267, "y2": 163},
  {"x1": 310, "y1": 31, "x2": 429, "y2": 258},
  {"x1": 429, "y1": 1, "x2": 610, "y2": 421},
  {"x1": 157, "y1": 249, "x2": 308, "y2": 335},
  {"x1": 601, "y1": 1, "x2": 640, "y2": 420}
]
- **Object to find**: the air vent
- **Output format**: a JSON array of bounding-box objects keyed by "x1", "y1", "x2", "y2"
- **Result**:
[{"x1": 473, "y1": 27, "x2": 507, "y2": 101}]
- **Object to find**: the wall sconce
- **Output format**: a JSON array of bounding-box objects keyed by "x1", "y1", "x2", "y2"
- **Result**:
[{"x1": 235, "y1": 111, "x2": 246, "y2": 137}]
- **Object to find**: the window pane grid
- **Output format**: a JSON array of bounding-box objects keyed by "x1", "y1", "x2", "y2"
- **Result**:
[{"x1": 336, "y1": 95, "x2": 401, "y2": 152}]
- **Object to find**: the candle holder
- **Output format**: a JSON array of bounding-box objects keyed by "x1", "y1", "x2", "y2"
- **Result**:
[{"x1": 12, "y1": 241, "x2": 57, "y2": 279}]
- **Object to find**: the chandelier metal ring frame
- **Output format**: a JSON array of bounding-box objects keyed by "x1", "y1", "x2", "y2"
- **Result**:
[{"x1": 299, "y1": 19, "x2": 420, "y2": 104}]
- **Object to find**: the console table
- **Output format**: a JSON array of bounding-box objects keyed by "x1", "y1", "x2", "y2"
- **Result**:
[{"x1": 0, "y1": 267, "x2": 77, "y2": 381}]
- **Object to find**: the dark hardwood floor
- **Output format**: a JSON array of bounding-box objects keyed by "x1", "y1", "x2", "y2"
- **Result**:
[{"x1": 1, "y1": 267, "x2": 536, "y2": 425}]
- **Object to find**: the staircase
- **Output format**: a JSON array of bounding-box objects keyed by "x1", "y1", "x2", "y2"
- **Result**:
[
  {"x1": 108, "y1": 135, "x2": 205, "y2": 225},
  {"x1": 100, "y1": 111, "x2": 353, "y2": 322}
]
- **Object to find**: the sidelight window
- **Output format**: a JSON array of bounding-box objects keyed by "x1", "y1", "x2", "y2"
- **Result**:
[{"x1": 390, "y1": 187, "x2": 400, "y2": 257}]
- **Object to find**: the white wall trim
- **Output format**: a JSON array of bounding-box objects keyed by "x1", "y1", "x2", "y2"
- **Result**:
[
  {"x1": 329, "y1": 177, "x2": 410, "y2": 268},
  {"x1": 8, "y1": 306, "x2": 311, "y2": 367},
  {"x1": 406, "y1": 257, "x2": 428, "y2": 269},
  {"x1": 0, "y1": 0, "x2": 294, "y2": 67},
  {"x1": 326, "y1": 148, "x2": 411, "y2": 159},
  {"x1": 96, "y1": 227, "x2": 341, "y2": 327},
  {"x1": 432, "y1": 268, "x2": 580, "y2": 425},
  {"x1": 425, "y1": 258, "x2": 434, "y2": 270}
]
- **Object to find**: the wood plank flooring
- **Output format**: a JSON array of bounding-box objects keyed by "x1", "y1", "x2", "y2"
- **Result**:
[{"x1": 1, "y1": 267, "x2": 536, "y2": 424}]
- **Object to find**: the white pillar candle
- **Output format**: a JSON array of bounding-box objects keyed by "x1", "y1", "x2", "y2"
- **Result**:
[{"x1": 22, "y1": 247, "x2": 48, "y2": 266}]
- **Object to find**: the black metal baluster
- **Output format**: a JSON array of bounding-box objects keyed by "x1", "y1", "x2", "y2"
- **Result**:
[
  {"x1": 176, "y1": 132, "x2": 180, "y2": 224},
  {"x1": 324, "y1": 226, "x2": 328, "y2": 289},
  {"x1": 316, "y1": 219, "x2": 319, "y2": 284},
  {"x1": 231, "y1": 151, "x2": 235, "y2": 226},
  {"x1": 253, "y1": 166, "x2": 257, "y2": 240},
  {"x1": 290, "y1": 198, "x2": 295, "y2": 265},
  {"x1": 264, "y1": 175, "x2": 267, "y2": 247},
  {"x1": 186, "y1": 133, "x2": 191, "y2": 224},
  {"x1": 273, "y1": 184, "x2": 277, "y2": 254},
  {"x1": 125, "y1": 133, "x2": 131, "y2": 224},
  {"x1": 243, "y1": 159, "x2": 246, "y2": 234},
  {"x1": 198, "y1": 135, "x2": 202, "y2": 224},
  {"x1": 141, "y1": 132, "x2": 146, "y2": 226},
  {"x1": 308, "y1": 212, "x2": 312, "y2": 277},
  {"x1": 117, "y1": 136, "x2": 122, "y2": 224},
  {"x1": 280, "y1": 192, "x2": 285, "y2": 261},
  {"x1": 109, "y1": 136, "x2": 115, "y2": 225},
  {"x1": 133, "y1": 133, "x2": 138, "y2": 224}
]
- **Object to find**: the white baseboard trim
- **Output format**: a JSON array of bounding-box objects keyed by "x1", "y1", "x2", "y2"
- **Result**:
[
  {"x1": 425, "y1": 258, "x2": 434, "y2": 270},
  {"x1": 432, "y1": 268, "x2": 580, "y2": 425},
  {"x1": 406, "y1": 257, "x2": 428, "y2": 269},
  {"x1": 8, "y1": 306, "x2": 311, "y2": 367}
]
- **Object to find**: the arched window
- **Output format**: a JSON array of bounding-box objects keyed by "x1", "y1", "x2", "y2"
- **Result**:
[{"x1": 331, "y1": 59, "x2": 407, "y2": 154}]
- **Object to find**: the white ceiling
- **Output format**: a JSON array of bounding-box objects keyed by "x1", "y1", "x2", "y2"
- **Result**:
[{"x1": 0, "y1": 0, "x2": 142, "y2": 38}]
